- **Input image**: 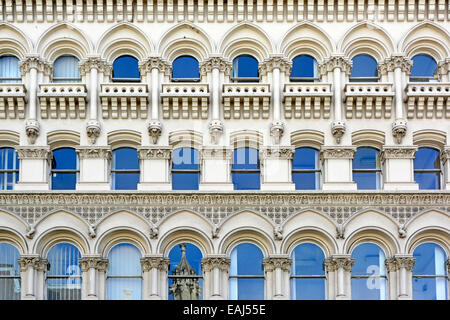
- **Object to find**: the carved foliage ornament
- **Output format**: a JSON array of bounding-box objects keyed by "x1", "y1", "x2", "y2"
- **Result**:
[
  {"x1": 140, "y1": 57, "x2": 171, "y2": 76},
  {"x1": 76, "y1": 147, "x2": 112, "y2": 160},
  {"x1": 262, "y1": 257, "x2": 292, "y2": 272},
  {"x1": 15, "y1": 146, "x2": 49, "y2": 159},
  {"x1": 78, "y1": 257, "x2": 109, "y2": 272},
  {"x1": 259, "y1": 56, "x2": 292, "y2": 76},
  {"x1": 79, "y1": 57, "x2": 112, "y2": 76},
  {"x1": 200, "y1": 57, "x2": 232, "y2": 76},
  {"x1": 380, "y1": 146, "x2": 417, "y2": 162},
  {"x1": 17, "y1": 256, "x2": 48, "y2": 272},
  {"x1": 140, "y1": 256, "x2": 170, "y2": 272},
  {"x1": 384, "y1": 256, "x2": 416, "y2": 272},
  {"x1": 378, "y1": 55, "x2": 412, "y2": 75},
  {"x1": 201, "y1": 256, "x2": 231, "y2": 272},
  {"x1": 319, "y1": 56, "x2": 352, "y2": 75},
  {"x1": 323, "y1": 256, "x2": 354, "y2": 272},
  {"x1": 320, "y1": 146, "x2": 356, "y2": 160},
  {"x1": 262, "y1": 147, "x2": 294, "y2": 160},
  {"x1": 138, "y1": 147, "x2": 172, "y2": 160},
  {"x1": 19, "y1": 55, "x2": 51, "y2": 75}
]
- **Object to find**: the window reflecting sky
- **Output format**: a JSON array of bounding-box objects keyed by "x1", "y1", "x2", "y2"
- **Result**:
[
  {"x1": 411, "y1": 54, "x2": 437, "y2": 78},
  {"x1": 291, "y1": 55, "x2": 317, "y2": 78},
  {"x1": 0, "y1": 243, "x2": 20, "y2": 300},
  {"x1": 113, "y1": 55, "x2": 140, "y2": 79},
  {"x1": 0, "y1": 148, "x2": 19, "y2": 191},
  {"x1": 350, "y1": 54, "x2": 378, "y2": 80},
  {"x1": 233, "y1": 55, "x2": 259, "y2": 78},
  {"x1": 353, "y1": 147, "x2": 380, "y2": 190},
  {"x1": 51, "y1": 148, "x2": 77, "y2": 190},
  {"x1": 112, "y1": 148, "x2": 139, "y2": 190},
  {"x1": 414, "y1": 148, "x2": 440, "y2": 190},
  {"x1": 172, "y1": 56, "x2": 199, "y2": 79}
]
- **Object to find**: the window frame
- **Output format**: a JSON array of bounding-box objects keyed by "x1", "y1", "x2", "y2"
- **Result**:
[
  {"x1": 111, "y1": 55, "x2": 141, "y2": 83},
  {"x1": 52, "y1": 55, "x2": 82, "y2": 83},
  {"x1": 0, "y1": 55, "x2": 21, "y2": 83},
  {"x1": 349, "y1": 54, "x2": 379, "y2": 83},
  {"x1": 231, "y1": 147, "x2": 261, "y2": 190},
  {"x1": 50, "y1": 147, "x2": 79, "y2": 191},
  {"x1": 409, "y1": 54, "x2": 439, "y2": 83},
  {"x1": 413, "y1": 147, "x2": 442, "y2": 190},
  {"x1": 111, "y1": 147, "x2": 140, "y2": 190},
  {"x1": 0, "y1": 147, "x2": 19, "y2": 191},
  {"x1": 352, "y1": 147, "x2": 382, "y2": 190},
  {"x1": 292, "y1": 147, "x2": 321, "y2": 190},
  {"x1": 231, "y1": 55, "x2": 260, "y2": 83},
  {"x1": 171, "y1": 147, "x2": 200, "y2": 191}
]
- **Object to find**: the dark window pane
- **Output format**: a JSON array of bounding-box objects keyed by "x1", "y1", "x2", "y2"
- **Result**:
[
  {"x1": 113, "y1": 148, "x2": 139, "y2": 170},
  {"x1": 352, "y1": 243, "x2": 386, "y2": 276},
  {"x1": 351, "y1": 278, "x2": 386, "y2": 300},
  {"x1": 172, "y1": 173, "x2": 199, "y2": 190},
  {"x1": 292, "y1": 172, "x2": 319, "y2": 190},
  {"x1": 414, "y1": 173, "x2": 440, "y2": 190},
  {"x1": 112, "y1": 173, "x2": 139, "y2": 190},
  {"x1": 414, "y1": 148, "x2": 440, "y2": 169},
  {"x1": 231, "y1": 243, "x2": 264, "y2": 276},
  {"x1": 235, "y1": 278, "x2": 264, "y2": 300},
  {"x1": 292, "y1": 148, "x2": 318, "y2": 169},
  {"x1": 353, "y1": 147, "x2": 379, "y2": 169},
  {"x1": 232, "y1": 173, "x2": 260, "y2": 190},
  {"x1": 233, "y1": 55, "x2": 259, "y2": 78},
  {"x1": 291, "y1": 55, "x2": 317, "y2": 78},
  {"x1": 291, "y1": 278, "x2": 325, "y2": 300},
  {"x1": 233, "y1": 148, "x2": 259, "y2": 170},
  {"x1": 411, "y1": 55, "x2": 438, "y2": 79},
  {"x1": 172, "y1": 56, "x2": 199, "y2": 79},
  {"x1": 52, "y1": 148, "x2": 77, "y2": 170},
  {"x1": 292, "y1": 243, "x2": 325, "y2": 276},
  {"x1": 172, "y1": 148, "x2": 199, "y2": 170},
  {"x1": 350, "y1": 54, "x2": 378, "y2": 80},
  {"x1": 52, "y1": 173, "x2": 77, "y2": 190},
  {"x1": 112, "y1": 55, "x2": 140, "y2": 79},
  {"x1": 353, "y1": 172, "x2": 380, "y2": 190},
  {"x1": 413, "y1": 243, "x2": 447, "y2": 276}
]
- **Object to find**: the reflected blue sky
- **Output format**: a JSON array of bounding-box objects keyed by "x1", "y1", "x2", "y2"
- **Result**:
[
  {"x1": 113, "y1": 55, "x2": 140, "y2": 79},
  {"x1": 350, "y1": 54, "x2": 378, "y2": 80},
  {"x1": 172, "y1": 56, "x2": 199, "y2": 79},
  {"x1": 411, "y1": 54, "x2": 437, "y2": 78},
  {"x1": 233, "y1": 55, "x2": 259, "y2": 78},
  {"x1": 291, "y1": 55, "x2": 317, "y2": 78}
]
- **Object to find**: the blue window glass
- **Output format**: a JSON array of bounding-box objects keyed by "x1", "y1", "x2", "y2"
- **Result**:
[
  {"x1": 351, "y1": 243, "x2": 387, "y2": 300},
  {"x1": 232, "y1": 147, "x2": 260, "y2": 190},
  {"x1": 350, "y1": 54, "x2": 378, "y2": 82},
  {"x1": 290, "y1": 243, "x2": 325, "y2": 300},
  {"x1": 413, "y1": 243, "x2": 448, "y2": 300},
  {"x1": 291, "y1": 55, "x2": 318, "y2": 81},
  {"x1": 46, "y1": 243, "x2": 82, "y2": 300},
  {"x1": 292, "y1": 148, "x2": 320, "y2": 190},
  {"x1": 112, "y1": 148, "x2": 139, "y2": 190},
  {"x1": 410, "y1": 55, "x2": 438, "y2": 82},
  {"x1": 107, "y1": 243, "x2": 142, "y2": 300},
  {"x1": 172, "y1": 148, "x2": 199, "y2": 190},
  {"x1": 0, "y1": 56, "x2": 21, "y2": 83},
  {"x1": 232, "y1": 55, "x2": 259, "y2": 82},
  {"x1": 0, "y1": 147, "x2": 19, "y2": 190},
  {"x1": 230, "y1": 243, "x2": 264, "y2": 300},
  {"x1": 414, "y1": 148, "x2": 441, "y2": 190},
  {"x1": 353, "y1": 147, "x2": 381, "y2": 190},
  {"x1": 53, "y1": 56, "x2": 81, "y2": 83},
  {"x1": 0, "y1": 243, "x2": 21, "y2": 300},
  {"x1": 172, "y1": 56, "x2": 200, "y2": 80},
  {"x1": 51, "y1": 148, "x2": 78, "y2": 190},
  {"x1": 168, "y1": 243, "x2": 203, "y2": 300},
  {"x1": 112, "y1": 55, "x2": 140, "y2": 81}
]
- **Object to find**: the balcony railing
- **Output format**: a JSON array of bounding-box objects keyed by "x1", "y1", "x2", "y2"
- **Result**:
[
  {"x1": 283, "y1": 83, "x2": 332, "y2": 119},
  {"x1": 344, "y1": 83, "x2": 394, "y2": 119},
  {"x1": 0, "y1": 84, "x2": 26, "y2": 120},
  {"x1": 222, "y1": 83, "x2": 271, "y2": 119},
  {"x1": 160, "y1": 83, "x2": 209, "y2": 119},
  {"x1": 38, "y1": 84, "x2": 87, "y2": 119},
  {"x1": 405, "y1": 83, "x2": 450, "y2": 119},
  {"x1": 100, "y1": 83, "x2": 149, "y2": 119}
]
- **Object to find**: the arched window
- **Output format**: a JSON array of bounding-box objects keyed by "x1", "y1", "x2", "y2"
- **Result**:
[
  {"x1": 112, "y1": 148, "x2": 139, "y2": 190},
  {"x1": 51, "y1": 148, "x2": 78, "y2": 190},
  {"x1": 232, "y1": 55, "x2": 259, "y2": 82},
  {"x1": 232, "y1": 147, "x2": 260, "y2": 190},
  {"x1": 0, "y1": 243, "x2": 21, "y2": 300},
  {"x1": 46, "y1": 243, "x2": 82, "y2": 300},
  {"x1": 290, "y1": 55, "x2": 318, "y2": 82},
  {"x1": 353, "y1": 147, "x2": 381, "y2": 190},
  {"x1": 351, "y1": 243, "x2": 387, "y2": 300},
  {"x1": 168, "y1": 243, "x2": 203, "y2": 300},
  {"x1": 350, "y1": 54, "x2": 378, "y2": 82},
  {"x1": 172, "y1": 148, "x2": 200, "y2": 190},
  {"x1": 414, "y1": 147, "x2": 441, "y2": 190},
  {"x1": 292, "y1": 148, "x2": 320, "y2": 190},
  {"x1": 171, "y1": 56, "x2": 200, "y2": 81},
  {"x1": 107, "y1": 243, "x2": 142, "y2": 300},
  {"x1": 229, "y1": 243, "x2": 264, "y2": 300},
  {"x1": 410, "y1": 54, "x2": 438, "y2": 82},
  {"x1": 413, "y1": 243, "x2": 448, "y2": 300},
  {"x1": 0, "y1": 147, "x2": 19, "y2": 190},
  {"x1": 290, "y1": 243, "x2": 326, "y2": 300},
  {"x1": 0, "y1": 56, "x2": 21, "y2": 83},
  {"x1": 53, "y1": 56, "x2": 81, "y2": 83},
  {"x1": 112, "y1": 55, "x2": 140, "y2": 82}
]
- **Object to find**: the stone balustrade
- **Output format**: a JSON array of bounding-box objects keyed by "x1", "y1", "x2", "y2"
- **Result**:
[
  {"x1": 99, "y1": 83, "x2": 149, "y2": 119},
  {"x1": 405, "y1": 82, "x2": 450, "y2": 119},
  {"x1": 160, "y1": 83, "x2": 209, "y2": 119},
  {"x1": 344, "y1": 83, "x2": 394, "y2": 119},
  {"x1": 283, "y1": 83, "x2": 332, "y2": 119},
  {"x1": 0, "y1": 84, "x2": 27, "y2": 119},
  {"x1": 222, "y1": 83, "x2": 271, "y2": 120},
  {"x1": 38, "y1": 84, "x2": 87, "y2": 119}
]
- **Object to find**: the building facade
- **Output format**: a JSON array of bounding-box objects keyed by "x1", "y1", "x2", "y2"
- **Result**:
[{"x1": 0, "y1": 0, "x2": 449, "y2": 301}]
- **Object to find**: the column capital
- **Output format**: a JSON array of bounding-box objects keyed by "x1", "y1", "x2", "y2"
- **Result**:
[
  {"x1": 200, "y1": 147, "x2": 232, "y2": 160},
  {"x1": 385, "y1": 255, "x2": 416, "y2": 272},
  {"x1": 258, "y1": 55, "x2": 292, "y2": 76},
  {"x1": 140, "y1": 256, "x2": 170, "y2": 272},
  {"x1": 201, "y1": 255, "x2": 231, "y2": 273},
  {"x1": 319, "y1": 146, "x2": 356, "y2": 160},
  {"x1": 437, "y1": 58, "x2": 450, "y2": 77},
  {"x1": 76, "y1": 146, "x2": 112, "y2": 160},
  {"x1": 19, "y1": 54, "x2": 52, "y2": 75},
  {"x1": 17, "y1": 255, "x2": 41, "y2": 272},
  {"x1": 319, "y1": 55, "x2": 352, "y2": 75},
  {"x1": 261, "y1": 146, "x2": 295, "y2": 160},
  {"x1": 200, "y1": 56, "x2": 232, "y2": 76},
  {"x1": 378, "y1": 54, "x2": 412, "y2": 75},
  {"x1": 440, "y1": 146, "x2": 450, "y2": 163},
  {"x1": 79, "y1": 56, "x2": 112, "y2": 76},
  {"x1": 380, "y1": 146, "x2": 418, "y2": 162},
  {"x1": 14, "y1": 146, "x2": 50, "y2": 160},
  {"x1": 78, "y1": 256, "x2": 109, "y2": 272},
  {"x1": 262, "y1": 255, "x2": 292, "y2": 272},
  {"x1": 139, "y1": 56, "x2": 171, "y2": 77},
  {"x1": 138, "y1": 147, "x2": 172, "y2": 160},
  {"x1": 324, "y1": 255, "x2": 354, "y2": 272}
]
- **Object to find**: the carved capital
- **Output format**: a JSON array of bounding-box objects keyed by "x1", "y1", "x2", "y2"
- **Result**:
[
  {"x1": 392, "y1": 119, "x2": 408, "y2": 144},
  {"x1": 319, "y1": 55, "x2": 352, "y2": 75},
  {"x1": 201, "y1": 255, "x2": 231, "y2": 273},
  {"x1": 270, "y1": 120, "x2": 285, "y2": 145},
  {"x1": 15, "y1": 146, "x2": 50, "y2": 159},
  {"x1": 19, "y1": 55, "x2": 51, "y2": 75},
  {"x1": 380, "y1": 146, "x2": 417, "y2": 162},
  {"x1": 76, "y1": 147, "x2": 112, "y2": 160},
  {"x1": 140, "y1": 57, "x2": 171, "y2": 76},
  {"x1": 79, "y1": 56, "x2": 112, "y2": 76},
  {"x1": 148, "y1": 120, "x2": 163, "y2": 144},
  {"x1": 140, "y1": 256, "x2": 170, "y2": 272},
  {"x1": 331, "y1": 121, "x2": 346, "y2": 144},
  {"x1": 440, "y1": 147, "x2": 450, "y2": 164},
  {"x1": 17, "y1": 255, "x2": 41, "y2": 272},
  {"x1": 385, "y1": 255, "x2": 416, "y2": 272},
  {"x1": 437, "y1": 58, "x2": 450, "y2": 77},
  {"x1": 86, "y1": 120, "x2": 101, "y2": 145},
  {"x1": 208, "y1": 120, "x2": 224, "y2": 145},
  {"x1": 378, "y1": 55, "x2": 412, "y2": 75},
  {"x1": 25, "y1": 119, "x2": 40, "y2": 145},
  {"x1": 78, "y1": 256, "x2": 109, "y2": 272},
  {"x1": 201, "y1": 147, "x2": 232, "y2": 160},
  {"x1": 324, "y1": 255, "x2": 354, "y2": 272},
  {"x1": 263, "y1": 256, "x2": 292, "y2": 272},
  {"x1": 261, "y1": 146, "x2": 294, "y2": 160},
  {"x1": 200, "y1": 56, "x2": 232, "y2": 77},
  {"x1": 138, "y1": 147, "x2": 172, "y2": 160},
  {"x1": 320, "y1": 146, "x2": 356, "y2": 160},
  {"x1": 259, "y1": 55, "x2": 292, "y2": 77}
]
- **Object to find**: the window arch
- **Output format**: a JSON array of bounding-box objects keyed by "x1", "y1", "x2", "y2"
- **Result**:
[
  {"x1": 172, "y1": 147, "x2": 200, "y2": 190},
  {"x1": 292, "y1": 147, "x2": 320, "y2": 190},
  {"x1": 112, "y1": 55, "x2": 140, "y2": 82},
  {"x1": 53, "y1": 56, "x2": 81, "y2": 83},
  {"x1": 46, "y1": 243, "x2": 82, "y2": 300},
  {"x1": 0, "y1": 147, "x2": 19, "y2": 190},
  {"x1": 168, "y1": 243, "x2": 203, "y2": 300},
  {"x1": 413, "y1": 243, "x2": 448, "y2": 300},
  {"x1": 232, "y1": 55, "x2": 259, "y2": 82},
  {"x1": 351, "y1": 243, "x2": 387, "y2": 300},
  {"x1": 0, "y1": 56, "x2": 21, "y2": 83},
  {"x1": 112, "y1": 147, "x2": 140, "y2": 190},
  {"x1": 290, "y1": 243, "x2": 326, "y2": 300},
  {"x1": 410, "y1": 54, "x2": 438, "y2": 82},
  {"x1": 232, "y1": 147, "x2": 260, "y2": 190},
  {"x1": 352, "y1": 147, "x2": 381, "y2": 190},
  {"x1": 414, "y1": 147, "x2": 441, "y2": 190},
  {"x1": 0, "y1": 243, "x2": 21, "y2": 300},
  {"x1": 290, "y1": 55, "x2": 318, "y2": 82},
  {"x1": 106, "y1": 243, "x2": 142, "y2": 300},
  {"x1": 229, "y1": 243, "x2": 264, "y2": 300},
  {"x1": 171, "y1": 56, "x2": 200, "y2": 81},
  {"x1": 350, "y1": 54, "x2": 378, "y2": 82},
  {"x1": 51, "y1": 148, "x2": 78, "y2": 190}
]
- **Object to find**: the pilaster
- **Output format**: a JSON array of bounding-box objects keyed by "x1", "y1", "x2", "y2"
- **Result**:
[
  {"x1": 262, "y1": 255, "x2": 292, "y2": 300},
  {"x1": 140, "y1": 255, "x2": 170, "y2": 300},
  {"x1": 320, "y1": 146, "x2": 357, "y2": 190},
  {"x1": 201, "y1": 255, "x2": 231, "y2": 300},
  {"x1": 380, "y1": 146, "x2": 419, "y2": 190},
  {"x1": 199, "y1": 147, "x2": 234, "y2": 191},
  {"x1": 14, "y1": 146, "x2": 50, "y2": 190},
  {"x1": 137, "y1": 147, "x2": 172, "y2": 190},
  {"x1": 76, "y1": 147, "x2": 111, "y2": 191},
  {"x1": 385, "y1": 255, "x2": 415, "y2": 300},
  {"x1": 78, "y1": 256, "x2": 109, "y2": 300},
  {"x1": 260, "y1": 147, "x2": 295, "y2": 191},
  {"x1": 324, "y1": 255, "x2": 354, "y2": 300}
]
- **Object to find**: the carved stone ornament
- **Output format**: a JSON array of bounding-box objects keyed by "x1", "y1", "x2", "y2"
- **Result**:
[
  {"x1": 138, "y1": 147, "x2": 172, "y2": 160},
  {"x1": 262, "y1": 256, "x2": 292, "y2": 272},
  {"x1": 208, "y1": 120, "x2": 224, "y2": 145},
  {"x1": 78, "y1": 256, "x2": 109, "y2": 272},
  {"x1": 320, "y1": 146, "x2": 356, "y2": 160},
  {"x1": 140, "y1": 256, "x2": 170, "y2": 272},
  {"x1": 76, "y1": 147, "x2": 112, "y2": 160},
  {"x1": 336, "y1": 225, "x2": 345, "y2": 239},
  {"x1": 19, "y1": 55, "x2": 51, "y2": 75},
  {"x1": 437, "y1": 58, "x2": 450, "y2": 77},
  {"x1": 14, "y1": 145, "x2": 50, "y2": 159},
  {"x1": 378, "y1": 55, "x2": 413, "y2": 75},
  {"x1": 440, "y1": 147, "x2": 450, "y2": 164},
  {"x1": 17, "y1": 256, "x2": 41, "y2": 271},
  {"x1": 201, "y1": 256, "x2": 231, "y2": 273},
  {"x1": 149, "y1": 226, "x2": 159, "y2": 239},
  {"x1": 25, "y1": 119, "x2": 40, "y2": 145},
  {"x1": 200, "y1": 56, "x2": 232, "y2": 77},
  {"x1": 270, "y1": 120, "x2": 285, "y2": 145},
  {"x1": 380, "y1": 146, "x2": 417, "y2": 161},
  {"x1": 258, "y1": 55, "x2": 292, "y2": 77},
  {"x1": 262, "y1": 146, "x2": 294, "y2": 160},
  {"x1": 273, "y1": 225, "x2": 283, "y2": 241},
  {"x1": 25, "y1": 224, "x2": 36, "y2": 239},
  {"x1": 79, "y1": 56, "x2": 112, "y2": 76},
  {"x1": 318, "y1": 55, "x2": 352, "y2": 75},
  {"x1": 398, "y1": 225, "x2": 407, "y2": 238},
  {"x1": 446, "y1": 259, "x2": 450, "y2": 274},
  {"x1": 86, "y1": 120, "x2": 101, "y2": 145},
  {"x1": 201, "y1": 147, "x2": 232, "y2": 160},
  {"x1": 324, "y1": 256, "x2": 354, "y2": 272},
  {"x1": 331, "y1": 121, "x2": 346, "y2": 144},
  {"x1": 385, "y1": 256, "x2": 416, "y2": 272},
  {"x1": 392, "y1": 119, "x2": 408, "y2": 144},
  {"x1": 169, "y1": 243, "x2": 201, "y2": 300},
  {"x1": 148, "y1": 120, "x2": 163, "y2": 144}
]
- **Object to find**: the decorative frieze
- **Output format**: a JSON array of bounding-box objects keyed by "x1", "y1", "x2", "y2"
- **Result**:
[
  {"x1": 320, "y1": 146, "x2": 356, "y2": 160},
  {"x1": 201, "y1": 256, "x2": 231, "y2": 273},
  {"x1": 14, "y1": 146, "x2": 50, "y2": 159},
  {"x1": 140, "y1": 256, "x2": 170, "y2": 272},
  {"x1": 78, "y1": 256, "x2": 109, "y2": 272},
  {"x1": 199, "y1": 57, "x2": 232, "y2": 77},
  {"x1": 200, "y1": 147, "x2": 232, "y2": 160},
  {"x1": 76, "y1": 147, "x2": 112, "y2": 160},
  {"x1": 262, "y1": 256, "x2": 292, "y2": 272},
  {"x1": 380, "y1": 146, "x2": 417, "y2": 161},
  {"x1": 261, "y1": 147, "x2": 294, "y2": 160},
  {"x1": 138, "y1": 147, "x2": 172, "y2": 160}
]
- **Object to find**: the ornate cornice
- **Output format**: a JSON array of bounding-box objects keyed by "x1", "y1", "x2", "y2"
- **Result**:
[
  {"x1": 19, "y1": 55, "x2": 52, "y2": 76},
  {"x1": 14, "y1": 146, "x2": 50, "y2": 159},
  {"x1": 324, "y1": 255, "x2": 354, "y2": 272},
  {"x1": 380, "y1": 146, "x2": 417, "y2": 162},
  {"x1": 201, "y1": 255, "x2": 231, "y2": 272},
  {"x1": 140, "y1": 256, "x2": 170, "y2": 272},
  {"x1": 261, "y1": 147, "x2": 294, "y2": 160},
  {"x1": 320, "y1": 146, "x2": 356, "y2": 160},
  {"x1": 319, "y1": 55, "x2": 352, "y2": 75},
  {"x1": 138, "y1": 147, "x2": 172, "y2": 160},
  {"x1": 79, "y1": 56, "x2": 112, "y2": 76},
  {"x1": 200, "y1": 56, "x2": 232, "y2": 77},
  {"x1": 76, "y1": 147, "x2": 112, "y2": 160},
  {"x1": 385, "y1": 256, "x2": 416, "y2": 272},
  {"x1": 201, "y1": 147, "x2": 232, "y2": 160},
  {"x1": 78, "y1": 256, "x2": 109, "y2": 272},
  {"x1": 139, "y1": 57, "x2": 171, "y2": 77},
  {"x1": 378, "y1": 55, "x2": 412, "y2": 75},
  {"x1": 258, "y1": 55, "x2": 292, "y2": 77},
  {"x1": 262, "y1": 256, "x2": 292, "y2": 272}
]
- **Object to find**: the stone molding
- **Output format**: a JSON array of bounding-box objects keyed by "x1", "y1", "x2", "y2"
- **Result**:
[
  {"x1": 200, "y1": 147, "x2": 232, "y2": 160},
  {"x1": 319, "y1": 55, "x2": 352, "y2": 75},
  {"x1": 140, "y1": 256, "x2": 170, "y2": 272},
  {"x1": 138, "y1": 147, "x2": 172, "y2": 160},
  {"x1": 261, "y1": 147, "x2": 295, "y2": 160},
  {"x1": 319, "y1": 146, "x2": 356, "y2": 159},
  {"x1": 14, "y1": 146, "x2": 50, "y2": 159},
  {"x1": 19, "y1": 55, "x2": 52, "y2": 76},
  {"x1": 76, "y1": 147, "x2": 112, "y2": 160},
  {"x1": 385, "y1": 255, "x2": 416, "y2": 272},
  {"x1": 262, "y1": 256, "x2": 292, "y2": 272},
  {"x1": 199, "y1": 57, "x2": 232, "y2": 76},
  {"x1": 259, "y1": 55, "x2": 292, "y2": 76},
  {"x1": 201, "y1": 255, "x2": 231, "y2": 272},
  {"x1": 139, "y1": 57, "x2": 171, "y2": 77},
  {"x1": 324, "y1": 255, "x2": 354, "y2": 272},
  {"x1": 380, "y1": 146, "x2": 418, "y2": 161},
  {"x1": 79, "y1": 56, "x2": 112, "y2": 76},
  {"x1": 378, "y1": 55, "x2": 413, "y2": 75},
  {"x1": 78, "y1": 256, "x2": 109, "y2": 272}
]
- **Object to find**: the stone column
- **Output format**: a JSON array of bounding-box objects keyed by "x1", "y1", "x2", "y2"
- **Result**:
[
  {"x1": 140, "y1": 255, "x2": 170, "y2": 300},
  {"x1": 137, "y1": 147, "x2": 172, "y2": 190},
  {"x1": 380, "y1": 146, "x2": 419, "y2": 190},
  {"x1": 76, "y1": 147, "x2": 111, "y2": 191},
  {"x1": 385, "y1": 255, "x2": 415, "y2": 300},
  {"x1": 319, "y1": 56, "x2": 352, "y2": 144},
  {"x1": 324, "y1": 255, "x2": 354, "y2": 300},
  {"x1": 200, "y1": 56, "x2": 232, "y2": 144},
  {"x1": 14, "y1": 146, "x2": 50, "y2": 190},
  {"x1": 260, "y1": 147, "x2": 295, "y2": 191},
  {"x1": 440, "y1": 147, "x2": 450, "y2": 190},
  {"x1": 320, "y1": 147, "x2": 357, "y2": 190},
  {"x1": 78, "y1": 256, "x2": 109, "y2": 300},
  {"x1": 262, "y1": 256, "x2": 292, "y2": 300},
  {"x1": 199, "y1": 147, "x2": 234, "y2": 191},
  {"x1": 201, "y1": 255, "x2": 231, "y2": 300},
  {"x1": 17, "y1": 255, "x2": 43, "y2": 300}
]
